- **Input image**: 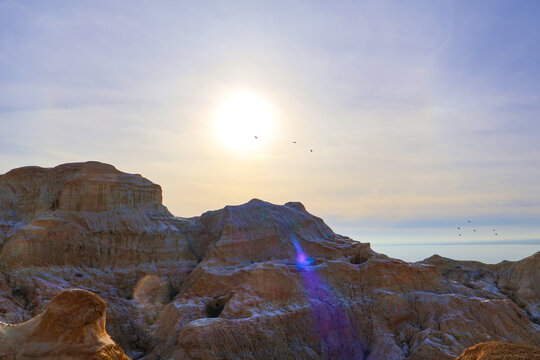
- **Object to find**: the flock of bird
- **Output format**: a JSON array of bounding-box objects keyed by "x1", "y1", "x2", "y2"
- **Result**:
[
  {"x1": 457, "y1": 220, "x2": 499, "y2": 237},
  {"x1": 255, "y1": 134, "x2": 503, "y2": 240},
  {"x1": 254, "y1": 136, "x2": 313, "y2": 152}
]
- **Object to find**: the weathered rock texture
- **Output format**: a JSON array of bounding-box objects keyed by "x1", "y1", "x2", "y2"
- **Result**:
[
  {"x1": 0, "y1": 289, "x2": 129, "y2": 359},
  {"x1": 421, "y1": 253, "x2": 540, "y2": 324},
  {"x1": 0, "y1": 161, "x2": 197, "y2": 268},
  {"x1": 0, "y1": 162, "x2": 538, "y2": 360},
  {"x1": 456, "y1": 341, "x2": 540, "y2": 360}
]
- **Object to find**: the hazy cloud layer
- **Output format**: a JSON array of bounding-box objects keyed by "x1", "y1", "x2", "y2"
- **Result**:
[{"x1": 1, "y1": 1, "x2": 539, "y2": 257}]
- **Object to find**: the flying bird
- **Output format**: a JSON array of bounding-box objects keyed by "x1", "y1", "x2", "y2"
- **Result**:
[
  {"x1": 310, "y1": 149, "x2": 313, "y2": 152},
  {"x1": 459, "y1": 234, "x2": 462, "y2": 237},
  {"x1": 495, "y1": 233, "x2": 498, "y2": 236},
  {"x1": 458, "y1": 227, "x2": 460, "y2": 230},
  {"x1": 293, "y1": 141, "x2": 296, "y2": 144},
  {"x1": 254, "y1": 136, "x2": 258, "y2": 139},
  {"x1": 468, "y1": 220, "x2": 471, "y2": 223},
  {"x1": 473, "y1": 229, "x2": 476, "y2": 232}
]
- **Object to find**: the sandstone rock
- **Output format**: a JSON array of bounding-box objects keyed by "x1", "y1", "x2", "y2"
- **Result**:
[
  {"x1": 193, "y1": 198, "x2": 368, "y2": 265},
  {"x1": 421, "y1": 252, "x2": 540, "y2": 323},
  {"x1": 0, "y1": 161, "x2": 198, "y2": 268},
  {"x1": 456, "y1": 341, "x2": 540, "y2": 360},
  {"x1": 0, "y1": 162, "x2": 539, "y2": 359},
  {"x1": 0, "y1": 289, "x2": 130, "y2": 359},
  {"x1": 146, "y1": 253, "x2": 539, "y2": 360}
]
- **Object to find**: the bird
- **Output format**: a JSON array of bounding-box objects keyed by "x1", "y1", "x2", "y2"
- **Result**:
[
  {"x1": 293, "y1": 141, "x2": 296, "y2": 144},
  {"x1": 310, "y1": 149, "x2": 313, "y2": 152},
  {"x1": 468, "y1": 220, "x2": 471, "y2": 223},
  {"x1": 495, "y1": 233, "x2": 498, "y2": 236},
  {"x1": 459, "y1": 234, "x2": 462, "y2": 237},
  {"x1": 473, "y1": 229, "x2": 476, "y2": 232},
  {"x1": 493, "y1": 229, "x2": 496, "y2": 231},
  {"x1": 458, "y1": 227, "x2": 460, "y2": 230},
  {"x1": 254, "y1": 136, "x2": 258, "y2": 139}
]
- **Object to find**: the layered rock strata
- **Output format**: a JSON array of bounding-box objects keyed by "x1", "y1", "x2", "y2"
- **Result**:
[
  {"x1": 421, "y1": 253, "x2": 540, "y2": 324},
  {"x1": 0, "y1": 162, "x2": 538, "y2": 360},
  {"x1": 0, "y1": 161, "x2": 197, "y2": 268},
  {"x1": 456, "y1": 341, "x2": 540, "y2": 360}
]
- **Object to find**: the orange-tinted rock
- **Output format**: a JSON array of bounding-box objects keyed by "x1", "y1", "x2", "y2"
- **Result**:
[
  {"x1": 146, "y1": 254, "x2": 539, "y2": 360},
  {"x1": 456, "y1": 341, "x2": 540, "y2": 360},
  {"x1": 421, "y1": 252, "x2": 540, "y2": 323},
  {"x1": 0, "y1": 161, "x2": 197, "y2": 268},
  {"x1": 0, "y1": 289, "x2": 130, "y2": 359},
  {"x1": 0, "y1": 162, "x2": 539, "y2": 359},
  {"x1": 0, "y1": 162, "x2": 163, "y2": 220}
]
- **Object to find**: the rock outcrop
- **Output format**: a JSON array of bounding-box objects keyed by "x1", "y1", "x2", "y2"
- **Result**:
[
  {"x1": 0, "y1": 289, "x2": 129, "y2": 359},
  {"x1": 0, "y1": 161, "x2": 197, "y2": 268},
  {"x1": 456, "y1": 341, "x2": 540, "y2": 359},
  {"x1": 421, "y1": 253, "x2": 540, "y2": 324},
  {"x1": 0, "y1": 162, "x2": 538, "y2": 359}
]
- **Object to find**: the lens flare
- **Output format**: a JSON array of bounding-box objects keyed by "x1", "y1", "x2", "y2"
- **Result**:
[
  {"x1": 294, "y1": 241, "x2": 314, "y2": 268},
  {"x1": 291, "y1": 236, "x2": 363, "y2": 359}
]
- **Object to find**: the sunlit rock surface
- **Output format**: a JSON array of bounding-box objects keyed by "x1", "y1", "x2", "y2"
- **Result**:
[
  {"x1": 421, "y1": 252, "x2": 540, "y2": 324},
  {"x1": 0, "y1": 162, "x2": 538, "y2": 359},
  {"x1": 0, "y1": 161, "x2": 197, "y2": 268},
  {"x1": 456, "y1": 341, "x2": 540, "y2": 359},
  {"x1": 0, "y1": 289, "x2": 129, "y2": 359}
]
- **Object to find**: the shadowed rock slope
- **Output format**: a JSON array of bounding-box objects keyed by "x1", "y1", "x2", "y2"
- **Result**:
[{"x1": 0, "y1": 162, "x2": 538, "y2": 360}]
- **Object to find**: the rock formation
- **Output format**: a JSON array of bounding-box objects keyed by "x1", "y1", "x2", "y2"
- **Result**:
[
  {"x1": 456, "y1": 341, "x2": 540, "y2": 359},
  {"x1": 0, "y1": 288, "x2": 129, "y2": 359},
  {"x1": 0, "y1": 161, "x2": 197, "y2": 268},
  {"x1": 0, "y1": 161, "x2": 538, "y2": 359},
  {"x1": 421, "y1": 253, "x2": 540, "y2": 325}
]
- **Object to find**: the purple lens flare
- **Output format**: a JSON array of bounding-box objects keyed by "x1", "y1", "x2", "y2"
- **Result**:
[
  {"x1": 291, "y1": 237, "x2": 365, "y2": 359},
  {"x1": 294, "y1": 240, "x2": 314, "y2": 268}
]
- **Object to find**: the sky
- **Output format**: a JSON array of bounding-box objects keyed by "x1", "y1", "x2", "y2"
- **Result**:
[{"x1": 1, "y1": 1, "x2": 539, "y2": 262}]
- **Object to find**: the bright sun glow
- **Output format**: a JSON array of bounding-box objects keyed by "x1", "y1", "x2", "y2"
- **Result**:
[{"x1": 214, "y1": 90, "x2": 276, "y2": 151}]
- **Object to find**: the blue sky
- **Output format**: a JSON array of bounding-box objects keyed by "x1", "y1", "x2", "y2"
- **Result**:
[{"x1": 1, "y1": 1, "x2": 539, "y2": 261}]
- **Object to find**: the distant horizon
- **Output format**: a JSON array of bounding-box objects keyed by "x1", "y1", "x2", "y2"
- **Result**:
[
  {"x1": 1, "y1": 159, "x2": 539, "y2": 263},
  {"x1": 2, "y1": 1, "x2": 539, "y2": 263}
]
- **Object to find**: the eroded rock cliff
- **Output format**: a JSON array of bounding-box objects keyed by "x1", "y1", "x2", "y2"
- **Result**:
[
  {"x1": 0, "y1": 162, "x2": 538, "y2": 359},
  {"x1": 0, "y1": 161, "x2": 197, "y2": 268},
  {"x1": 421, "y1": 253, "x2": 540, "y2": 324}
]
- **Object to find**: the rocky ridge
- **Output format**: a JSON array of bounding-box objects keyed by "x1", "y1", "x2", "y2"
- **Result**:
[
  {"x1": 421, "y1": 253, "x2": 540, "y2": 324},
  {"x1": 0, "y1": 162, "x2": 538, "y2": 359}
]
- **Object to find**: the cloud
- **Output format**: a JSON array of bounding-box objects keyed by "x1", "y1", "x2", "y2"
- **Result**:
[{"x1": 1, "y1": 0, "x2": 539, "y2": 248}]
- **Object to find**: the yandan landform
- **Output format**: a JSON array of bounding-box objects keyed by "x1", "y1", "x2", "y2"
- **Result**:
[{"x1": 0, "y1": 161, "x2": 538, "y2": 360}]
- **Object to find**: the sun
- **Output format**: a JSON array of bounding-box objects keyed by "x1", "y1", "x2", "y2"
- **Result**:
[{"x1": 214, "y1": 90, "x2": 276, "y2": 151}]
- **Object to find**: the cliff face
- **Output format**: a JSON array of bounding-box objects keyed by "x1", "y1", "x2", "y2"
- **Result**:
[
  {"x1": 0, "y1": 162, "x2": 538, "y2": 360},
  {"x1": 421, "y1": 253, "x2": 540, "y2": 325},
  {"x1": 0, "y1": 161, "x2": 197, "y2": 268},
  {"x1": 0, "y1": 161, "x2": 163, "y2": 221}
]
